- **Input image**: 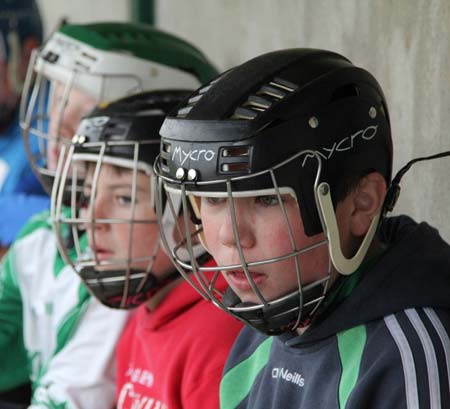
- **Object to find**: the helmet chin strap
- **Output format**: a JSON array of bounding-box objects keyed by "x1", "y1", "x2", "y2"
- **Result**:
[
  {"x1": 316, "y1": 182, "x2": 380, "y2": 276},
  {"x1": 222, "y1": 283, "x2": 325, "y2": 335}
]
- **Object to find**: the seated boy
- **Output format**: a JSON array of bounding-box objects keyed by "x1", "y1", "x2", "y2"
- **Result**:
[
  {"x1": 0, "y1": 22, "x2": 219, "y2": 408},
  {"x1": 154, "y1": 48, "x2": 450, "y2": 408},
  {"x1": 52, "y1": 91, "x2": 243, "y2": 409}
]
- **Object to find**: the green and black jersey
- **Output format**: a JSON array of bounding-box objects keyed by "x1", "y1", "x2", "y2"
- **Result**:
[
  {"x1": 220, "y1": 216, "x2": 450, "y2": 409},
  {"x1": 0, "y1": 211, "x2": 129, "y2": 409}
]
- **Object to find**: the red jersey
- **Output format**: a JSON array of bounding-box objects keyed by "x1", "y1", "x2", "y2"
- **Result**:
[{"x1": 116, "y1": 269, "x2": 243, "y2": 409}]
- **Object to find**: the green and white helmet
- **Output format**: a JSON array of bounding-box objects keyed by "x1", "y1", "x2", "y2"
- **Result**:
[{"x1": 20, "y1": 22, "x2": 218, "y2": 194}]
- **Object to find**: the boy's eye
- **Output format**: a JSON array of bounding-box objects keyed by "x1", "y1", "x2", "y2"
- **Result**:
[
  {"x1": 203, "y1": 196, "x2": 226, "y2": 206},
  {"x1": 256, "y1": 195, "x2": 281, "y2": 207},
  {"x1": 117, "y1": 195, "x2": 134, "y2": 205}
]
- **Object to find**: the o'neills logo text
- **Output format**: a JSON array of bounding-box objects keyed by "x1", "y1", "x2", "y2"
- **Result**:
[
  {"x1": 272, "y1": 367, "x2": 305, "y2": 387},
  {"x1": 301, "y1": 125, "x2": 378, "y2": 167},
  {"x1": 172, "y1": 146, "x2": 216, "y2": 166}
]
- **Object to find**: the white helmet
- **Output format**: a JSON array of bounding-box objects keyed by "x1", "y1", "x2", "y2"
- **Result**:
[{"x1": 20, "y1": 21, "x2": 218, "y2": 194}]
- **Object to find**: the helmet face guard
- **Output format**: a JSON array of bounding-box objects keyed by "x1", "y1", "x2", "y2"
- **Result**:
[
  {"x1": 19, "y1": 46, "x2": 159, "y2": 195},
  {"x1": 53, "y1": 140, "x2": 164, "y2": 309},
  {"x1": 155, "y1": 150, "x2": 336, "y2": 334},
  {"x1": 20, "y1": 48, "x2": 102, "y2": 195}
]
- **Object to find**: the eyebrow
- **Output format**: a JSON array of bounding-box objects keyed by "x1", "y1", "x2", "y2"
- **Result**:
[{"x1": 84, "y1": 183, "x2": 149, "y2": 193}]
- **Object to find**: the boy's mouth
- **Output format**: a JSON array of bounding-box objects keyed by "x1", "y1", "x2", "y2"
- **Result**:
[
  {"x1": 226, "y1": 270, "x2": 266, "y2": 292},
  {"x1": 91, "y1": 246, "x2": 114, "y2": 261}
]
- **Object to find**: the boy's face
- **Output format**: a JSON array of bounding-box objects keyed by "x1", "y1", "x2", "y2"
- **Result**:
[
  {"x1": 83, "y1": 163, "x2": 160, "y2": 274},
  {"x1": 47, "y1": 83, "x2": 96, "y2": 170},
  {"x1": 200, "y1": 193, "x2": 330, "y2": 304}
]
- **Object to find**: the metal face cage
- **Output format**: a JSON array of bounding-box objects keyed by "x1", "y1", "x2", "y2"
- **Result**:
[
  {"x1": 154, "y1": 150, "x2": 336, "y2": 333},
  {"x1": 19, "y1": 49, "x2": 144, "y2": 195},
  {"x1": 52, "y1": 139, "x2": 162, "y2": 309}
]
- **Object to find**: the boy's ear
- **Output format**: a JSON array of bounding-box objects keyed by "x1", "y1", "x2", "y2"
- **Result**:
[{"x1": 349, "y1": 172, "x2": 387, "y2": 237}]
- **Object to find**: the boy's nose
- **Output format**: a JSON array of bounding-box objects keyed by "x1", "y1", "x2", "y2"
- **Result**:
[
  {"x1": 85, "y1": 194, "x2": 109, "y2": 232},
  {"x1": 218, "y1": 200, "x2": 255, "y2": 249}
]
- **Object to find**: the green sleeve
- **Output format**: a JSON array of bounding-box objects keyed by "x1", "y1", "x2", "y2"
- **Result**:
[{"x1": 0, "y1": 248, "x2": 30, "y2": 391}]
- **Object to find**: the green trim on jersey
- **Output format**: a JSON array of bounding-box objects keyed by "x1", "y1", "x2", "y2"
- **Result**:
[
  {"x1": 33, "y1": 285, "x2": 91, "y2": 394},
  {"x1": 2, "y1": 209, "x2": 91, "y2": 397},
  {"x1": 55, "y1": 285, "x2": 90, "y2": 356},
  {"x1": 31, "y1": 394, "x2": 68, "y2": 409},
  {"x1": 337, "y1": 325, "x2": 367, "y2": 408},
  {"x1": 58, "y1": 23, "x2": 219, "y2": 83},
  {"x1": 220, "y1": 337, "x2": 273, "y2": 409},
  {"x1": 0, "y1": 249, "x2": 29, "y2": 391},
  {"x1": 318, "y1": 250, "x2": 386, "y2": 321}
]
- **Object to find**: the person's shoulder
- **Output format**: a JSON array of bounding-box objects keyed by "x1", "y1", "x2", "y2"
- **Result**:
[
  {"x1": 382, "y1": 307, "x2": 450, "y2": 352},
  {"x1": 362, "y1": 307, "x2": 450, "y2": 359},
  {"x1": 365, "y1": 307, "x2": 450, "y2": 407},
  {"x1": 225, "y1": 326, "x2": 272, "y2": 369}
]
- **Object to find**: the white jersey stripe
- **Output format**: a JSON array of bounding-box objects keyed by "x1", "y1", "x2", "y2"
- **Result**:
[
  {"x1": 385, "y1": 314, "x2": 419, "y2": 409},
  {"x1": 405, "y1": 308, "x2": 441, "y2": 409},
  {"x1": 424, "y1": 308, "x2": 450, "y2": 395}
]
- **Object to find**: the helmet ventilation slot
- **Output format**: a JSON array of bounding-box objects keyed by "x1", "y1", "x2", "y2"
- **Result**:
[
  {"x1": 162, "y1": 142, "x2": 172, "y2": 154},
  {"x1": 175, "y1": 75, "x2": 224, "y2": 118},
  {"x1": 230, "y1": 77, "x2": 297, "y2": 120},
  {"x1": 329, "y1": 84, "x2": 359, "y2": 103},
  {"x1": 219, "y1": 146, "x2": 252, "y2": 174},
  {"x1": 221, "y1": 162, "x2": 250, "y2": 172}
]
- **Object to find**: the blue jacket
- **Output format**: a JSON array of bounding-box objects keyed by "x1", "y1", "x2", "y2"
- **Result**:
[{"x1": 0, "y1": 118, "x2": 49, "y2": 246}]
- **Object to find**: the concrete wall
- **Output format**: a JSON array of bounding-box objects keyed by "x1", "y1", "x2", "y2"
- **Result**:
[
  {"x1": 35, "y1": 0, "x2": 129, "y2": 38},
  {"x1": 157, "y1": 0, "x2": 450, "y2": 240}
]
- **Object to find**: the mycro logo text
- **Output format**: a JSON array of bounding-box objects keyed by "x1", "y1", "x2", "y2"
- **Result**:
[
  {"x1": 301, "y1": 125, "x2": 378, "y2": 167},
  {"x1": 172, "y1": 146, "x2": 215, "y2": 166}
]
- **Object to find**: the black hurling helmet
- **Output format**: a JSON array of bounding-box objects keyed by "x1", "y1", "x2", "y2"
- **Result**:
[
  {"x1": 52, "y1": 90, "x2": 191, "y2": 309},
  {"x1": 154, "y1": 49, "x2": 392, "y2": 334}
]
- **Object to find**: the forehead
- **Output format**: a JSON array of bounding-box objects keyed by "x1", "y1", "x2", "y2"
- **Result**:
[
  {"x1": 84, "y1": 162, "x2": 151, "y2": 186},
  {"x1": 51, "y1": 81, "x2": 97, "y2": 111},
  {"x1": 184, "y1": 186, "x2": 297, "y2": 199}
]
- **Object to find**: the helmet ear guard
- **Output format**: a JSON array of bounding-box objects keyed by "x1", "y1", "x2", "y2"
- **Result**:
[{"x1": 315, "y1": 182, "x2": 381, "y2": 275}]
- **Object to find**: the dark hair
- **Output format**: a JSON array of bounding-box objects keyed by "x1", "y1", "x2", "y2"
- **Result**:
[{"x1": 0, "y1": 0, "x2": 43, "y2": 51}]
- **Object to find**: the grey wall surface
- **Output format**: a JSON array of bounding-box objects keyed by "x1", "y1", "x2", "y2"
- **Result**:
[
  {"x1": 36, "y1": 0, "x2": 130, "y2": 38},
  {"x1": 157, "y1": 0, "x2": 450, "y2": 240}
]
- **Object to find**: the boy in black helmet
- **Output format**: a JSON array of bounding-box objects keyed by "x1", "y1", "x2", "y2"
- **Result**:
[
  {"x1": 53, "y1": 91, "x2": 243, "y2": 409},
  {"x1": 155, "y1": 48, "x2": 450, "y2": 409}
]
